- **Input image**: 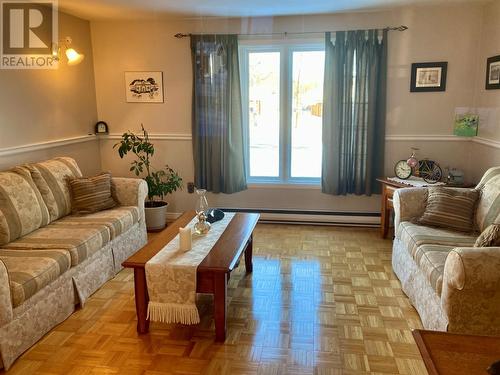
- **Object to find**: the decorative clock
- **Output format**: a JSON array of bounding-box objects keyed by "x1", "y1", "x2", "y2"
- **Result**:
[
  {"x1": 95, "y1": 121, "x2": 108, "y2": 134},
  {"x1": 394, "y1": 160, "x2": 412, "y2": 179}
]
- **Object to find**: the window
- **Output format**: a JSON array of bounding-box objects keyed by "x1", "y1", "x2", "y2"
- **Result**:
[{"x1": 240, "y1": 43, "x2": 325, "y2": 184}]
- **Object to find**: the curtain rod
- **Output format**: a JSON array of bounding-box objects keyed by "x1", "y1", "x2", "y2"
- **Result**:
[{"x1": 174, "y1": 25, "x2": 407, "y2": 38}]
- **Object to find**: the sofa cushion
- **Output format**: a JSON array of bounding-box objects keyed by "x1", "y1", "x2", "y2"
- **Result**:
[
  {"x1": 3, "y1": 221, "x2": 110, "y2": 267},
  {"x1": 475, "y1": 166, "x2": 500, "y2": 232},
  {"x1": 418, "y1": 187, "x2": 479, "y2": 233},
  {"x1": 414, "y1": 244, "x2": 454, "y2": 297},
  {"x1": 28, "y1": 157, "x2": 83, "y2": 222},
  {"x1": 56, "y1": 206, "x2": 140, "y2": 240},
  {"x1": 68, "y1": 172, "x2": 117, "y2": 214},
  {"x1": 0, "y1": 248, "x2": 71, "y2": 307},
  {"x1": 0, "y1": 168, "x2": 50, "y2": 246},
  {"x1": 397, "y1": 221, "x2": 477, "y2": 258}
]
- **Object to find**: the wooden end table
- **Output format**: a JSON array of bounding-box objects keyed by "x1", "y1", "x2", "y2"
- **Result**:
[
  {"x1": 412, "y1": 329, "x2": 500, "y2": 375},
  {"x1": 377, "y1": 178, "x2": 408, "y2": 239},
  {"x1": 122, "y1": 211, "x2": 260, "y2": 342}
]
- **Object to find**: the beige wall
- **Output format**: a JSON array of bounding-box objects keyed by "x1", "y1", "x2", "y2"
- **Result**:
[
  {"x1": 0, "y1": 11, "x2": 100, "y2": 175},
  {"x1": 0, "y1": 139, "x2": 101, "y2": 175},
  {"x1": 91, "y1": 3, "x2": 489, "y2": 214},
  {"x1": 471, "y1": 0, "x2": 500, "y2": 181}
]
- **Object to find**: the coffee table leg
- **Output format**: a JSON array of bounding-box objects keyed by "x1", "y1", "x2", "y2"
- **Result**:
[
  {"x1": 214, "y1": 272, "x2": 227, "y2": 342},
  {"x1": 134, "y1": 268, "x2": 150, "y2": 334},
  {"x1": 245, "y1": 234, "x2": 253, "y2": 273}
]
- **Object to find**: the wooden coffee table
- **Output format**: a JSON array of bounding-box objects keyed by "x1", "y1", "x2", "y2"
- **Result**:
[
  {"x1": 412, "y1": 329, "x2": 500, "y2": 375},
  {"x1": 123, "y1": 211, "x2": 259, "y2": 342}
]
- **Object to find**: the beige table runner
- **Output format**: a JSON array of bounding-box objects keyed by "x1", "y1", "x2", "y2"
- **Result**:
[{"x1": 145, "y1": 212, "x2": 235, "y2": 324}]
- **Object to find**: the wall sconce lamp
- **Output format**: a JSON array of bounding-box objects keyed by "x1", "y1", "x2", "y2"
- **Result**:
[{"x1": 53, "y1": 36, "x2": 84, "y2": 66}]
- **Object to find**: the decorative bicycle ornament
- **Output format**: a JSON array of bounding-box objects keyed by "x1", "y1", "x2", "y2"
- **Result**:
[{"x1": 394, "y1": 148, "x2": 443, "y2": 184}]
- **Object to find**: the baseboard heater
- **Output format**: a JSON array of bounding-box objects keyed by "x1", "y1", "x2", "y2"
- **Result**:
[{"x1": 219, "y1": 208, "x2": 380, "y2": 227}]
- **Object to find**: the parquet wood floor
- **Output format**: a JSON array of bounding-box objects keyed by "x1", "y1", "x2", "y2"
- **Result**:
[{"x1": 2, "y1": 224, "x2": 427, "y2": 375}]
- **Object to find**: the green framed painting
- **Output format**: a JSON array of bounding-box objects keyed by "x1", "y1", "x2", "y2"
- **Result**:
[{"x1": 454, "y1": 113, "x2": 479, "y2": 137}]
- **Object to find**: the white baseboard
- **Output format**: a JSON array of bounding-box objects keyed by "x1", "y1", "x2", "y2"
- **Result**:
[
  {"x1": 257, "y1": 212, "x2": 379, "y2": 226},
  {"x1": 165, "y1": 211, "x2": 379, "y2": 226}
]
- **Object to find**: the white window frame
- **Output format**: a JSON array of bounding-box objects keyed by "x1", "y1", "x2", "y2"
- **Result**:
[{"x1": 239, "y1": 40, "x2": 325, "y2": 185}]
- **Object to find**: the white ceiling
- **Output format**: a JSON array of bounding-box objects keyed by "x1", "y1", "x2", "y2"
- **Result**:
[{"x1": 59, "y1": 0, "x2": 488, "y2": 20}]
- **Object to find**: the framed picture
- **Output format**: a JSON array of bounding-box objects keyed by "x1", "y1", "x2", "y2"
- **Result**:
[
  {"x1": 454, "y1": 113, "x2": 479, "y2": 137},
  {"x1": 125, "y1": 71, "x2": 164, "y2": 103},
  {"x1": 410, "y1": 62, "x2": 447, "y2": 92},
  {"x1": 485, "y1": 55, "x2": 500, "y2": 90}
]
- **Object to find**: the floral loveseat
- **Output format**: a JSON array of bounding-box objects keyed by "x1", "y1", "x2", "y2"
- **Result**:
[
  {"x1": 392, "y1": 166, "x2": 500, "y2": 335},
  {"x1": 0, "y1": 157, "x2": 148, "y2": 370}
]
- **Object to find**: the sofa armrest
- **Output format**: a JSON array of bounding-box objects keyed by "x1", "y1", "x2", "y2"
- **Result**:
[
  {"x1": 441, "y1": 247, "x2": 500, "y2": 335},
  {"x1": 0, "y1": 260, "x2": 13, "y2": 326},
  {"x1": 112, "y1": 177, "x2": 148, "y2": 221},
  {"x1": 393, "y1": 188, "x2": 428, "y2": 235}
]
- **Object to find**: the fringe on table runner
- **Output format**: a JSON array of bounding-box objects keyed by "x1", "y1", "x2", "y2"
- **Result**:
[{"x1": 147, "y1": 301, "x2": 200, "y2": 325}]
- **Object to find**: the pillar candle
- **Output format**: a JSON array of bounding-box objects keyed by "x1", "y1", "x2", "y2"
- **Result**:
[{"x1": 179, "y1": 227, "x2": 192, "y2": 252}]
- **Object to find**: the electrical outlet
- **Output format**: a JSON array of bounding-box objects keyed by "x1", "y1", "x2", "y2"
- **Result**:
[{"x1": 187, "y1": 182, "x2": 195, "y2": 194}]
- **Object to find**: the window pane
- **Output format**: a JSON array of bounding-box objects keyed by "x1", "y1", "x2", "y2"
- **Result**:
[
  {"x1": 291, "y1": 50, "x2": 325, "y2": 178},
  {"x1": 248, "y1": 52, "x2": 280, "y2": 177}
]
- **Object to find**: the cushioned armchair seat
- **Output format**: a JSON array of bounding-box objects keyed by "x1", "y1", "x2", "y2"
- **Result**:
[{"x1": 397, "y1": 221, "x2": 477, "y2": 258}]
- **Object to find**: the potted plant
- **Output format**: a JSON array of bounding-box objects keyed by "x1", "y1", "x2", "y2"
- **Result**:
[{"x1": 114, "y1": 125, "x2": 182, "y2": 231}]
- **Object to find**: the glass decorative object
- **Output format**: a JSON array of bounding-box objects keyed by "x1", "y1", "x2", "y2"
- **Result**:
[{"x1": 194, "y1": 189, "x2": 211, "y2": 235}]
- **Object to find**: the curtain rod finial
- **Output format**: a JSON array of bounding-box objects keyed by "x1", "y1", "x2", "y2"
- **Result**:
[
  {"x1": 175, "y1": 33, "x2": 189, "y2": 38},
  {"x1": 385, "y1": 25, "x2": 408, "y2": 32}
]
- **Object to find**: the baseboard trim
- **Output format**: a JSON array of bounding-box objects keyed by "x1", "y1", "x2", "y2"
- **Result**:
[
  {"x1": 0, "y1": 134, "x2": 97, "y2": 157},
  {"x1": 166, "y1": 209, "x2": 380, "y2": 226}
]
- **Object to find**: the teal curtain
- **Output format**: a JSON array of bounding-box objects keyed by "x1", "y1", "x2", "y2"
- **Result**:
[
  {"x1": 322, "y1": 30, "x2": 387, "y2": 195},
  {"x1": 190, "y1": 34, "x2": 247, "y2": 194}
]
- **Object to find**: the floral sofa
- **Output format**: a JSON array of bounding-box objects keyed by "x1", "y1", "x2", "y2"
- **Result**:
[
  {"x1": 392, "y1": 166, "x2": 500, "y2": 335},
  {"x1": 0, "y1": 157, "x2": 148, "y2": 370}
]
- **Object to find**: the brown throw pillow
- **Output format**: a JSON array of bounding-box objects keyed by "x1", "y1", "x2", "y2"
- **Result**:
[
  {"x1": 418, "y1": 187, "x2": 479, "y2": 232},
  {"x1": 68, "y1": 172, "x2": 117, "y2": 214},
  {"x1": 474, "y1": 224, "x2": 500, "y2": 247}
]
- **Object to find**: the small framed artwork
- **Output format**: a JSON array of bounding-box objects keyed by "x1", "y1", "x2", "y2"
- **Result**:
[
  {"x1": 485, "y1": 55, "x2": 500, "y2": 90},
  {"x1": 410, "y1": 62, "x2": 448, "y2": 92},
  {"x1": 454, "y1": 113, "x2": 479, "y2": 137},
  {"x1": 125, "y1": 71, "x2": 164, "y2": 103}
]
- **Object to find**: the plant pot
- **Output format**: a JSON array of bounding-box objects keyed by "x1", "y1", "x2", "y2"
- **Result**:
[{"x1": 144, "y1": 201, "x2": 168, "y2": 231}]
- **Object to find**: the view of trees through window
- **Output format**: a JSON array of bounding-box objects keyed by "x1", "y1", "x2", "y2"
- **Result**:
[
  {"x1": 243, "y1": 45, "x2": 325, "y2": 182},
  {"x1": 248, "y1": 52, "x2": 280, "y2": 177},
  {"x1": 291, "y1": 50, "x2": 325, "y2": 178}
]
